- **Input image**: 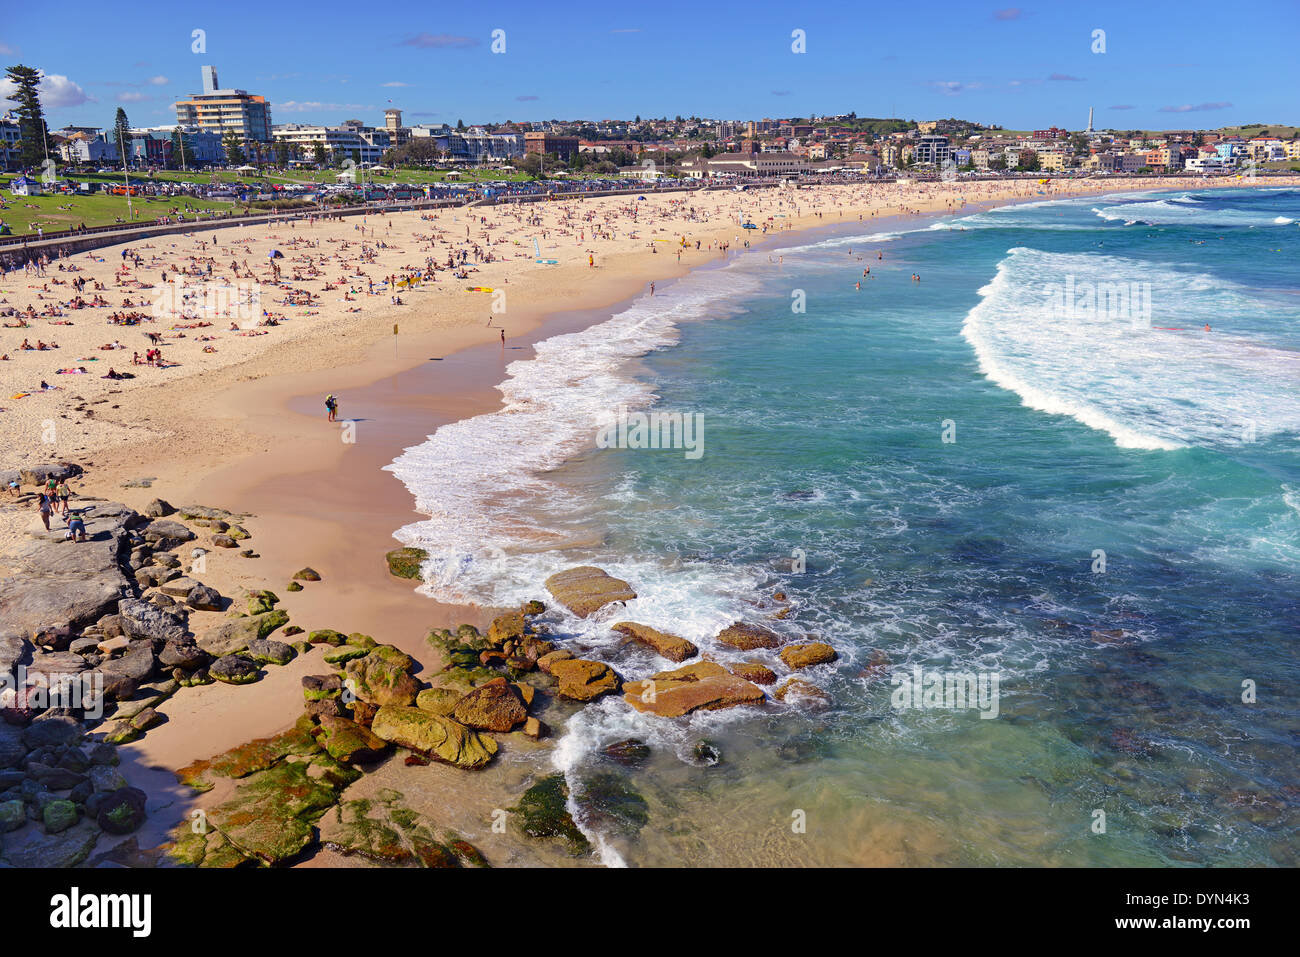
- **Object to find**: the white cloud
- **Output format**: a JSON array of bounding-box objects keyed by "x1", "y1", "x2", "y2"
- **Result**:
[
  {"x1": 0, "y1": 72, "x2": 94, "y2": 107},
  {"x1": 381, "y1": 81, "x2": 410, "y2": 88},
  {"x1": 146, "y1": 75, "x2": 169, "y2": 86},
  {"x1": 117, "y1": 91, "x2": 149, "y2": 103},
  {"x1": 0, "y1": 40, "x2": 18, "y2": 55}
]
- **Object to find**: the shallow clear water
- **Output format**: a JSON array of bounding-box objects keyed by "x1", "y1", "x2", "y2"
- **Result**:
[{"x1": 390, "y1": 187, "x2": 1300, "y2": 866}]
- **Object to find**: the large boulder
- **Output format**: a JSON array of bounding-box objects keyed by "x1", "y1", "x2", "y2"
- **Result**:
[
  {"x1": 209, "y1": 655, "x2": 260, "y2": 685},
  {"x1": 549, "y1": 658, "x2": 620, "y2": 701},
  {"x1": 142, "y1": 520, "x2": 196, "y2": 551},
  {"x1": 623, "y1": 661, "x2": 766, "y2": 717},
  {"x1": 159, "y1": 637, "x2": 208, "y2": 670},
  {"x1": 186, "y1": 583, "x2": 223, "y2": 611},
  {"x1": 385, "y1": 547, "x2": 426, "y2": 580},
  {"x1": 0, "y1": 634, "x2": 31, "y2": 677},
  {"x1": 343, "y1": 646, "x2": 419, "y2": 707},
  {"x1": 716, "y1": 621, "x2": 785, "y2": 651},
  {"x1": 451, "y1": 677, "x2": 527, "y2": 732},
  {"x1": 99, "y1": 641, "x2": 157, "y2": 700},
  {"x1": 612, "y1": 621, "x2": 698, "y2": 662},
  {"x1": 118, "y1": 598, "x2": 188, "y2": 643},
  {"x1": 369, "y1": 706, "x2": 497, "y2": 769},
  {"x1": 96, "y1": 786, "x2": 147, "y2": 834},
  {"x1": 196, "y1": 610, "x2": 288, "y2": 657},
  {"x1": 544, "y1": 566, "x2": 636, "y2": 618},
  {"x1": 19, "y1": 463, "x2": 82, "y2": 486},
  {"x1": 778, "y1": 642, "x2": 838, "y2": 670},
  {"x1": 244, "y1": 638, "x2": 295, "y2": 666}
]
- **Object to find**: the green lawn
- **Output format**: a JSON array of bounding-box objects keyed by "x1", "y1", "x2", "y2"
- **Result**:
[{"x1": 0, "y1": 189, "x2": 236, "y2": 233}]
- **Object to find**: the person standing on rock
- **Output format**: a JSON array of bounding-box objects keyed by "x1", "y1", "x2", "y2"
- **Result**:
[
  {"x1": 55, "y1": 479, "x2": 73, "y2": 518},
  {"x1": 37, "y1": 491, "x2": 53, "y2": 531}
]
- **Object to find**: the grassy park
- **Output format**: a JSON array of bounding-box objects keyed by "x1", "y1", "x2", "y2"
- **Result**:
[{"x1": 0, "y1": 184, "x2": 237, "y2": 234}]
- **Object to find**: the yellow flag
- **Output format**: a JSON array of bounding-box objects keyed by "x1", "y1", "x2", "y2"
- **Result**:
[{"x1": 393, "y1": 324, "x2": 398, "y2": 335}]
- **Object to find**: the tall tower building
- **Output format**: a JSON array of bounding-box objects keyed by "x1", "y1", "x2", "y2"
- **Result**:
[
  {"x1": 201, "y1": 65, "x2": 218, "y2": 94},
  {"x1": 1086, "y1": 106, "x2": 1094, "y2": 133}
]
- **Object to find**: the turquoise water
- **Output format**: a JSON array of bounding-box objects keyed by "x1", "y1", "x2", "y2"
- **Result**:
[{"x1": 392, "y1": 187, "x2": 1299, "y2": 866}]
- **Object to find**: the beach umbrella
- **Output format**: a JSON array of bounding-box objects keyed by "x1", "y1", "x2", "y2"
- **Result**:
[{"x1": 268, "y1": 249, "x2": 284, "y2": 259}]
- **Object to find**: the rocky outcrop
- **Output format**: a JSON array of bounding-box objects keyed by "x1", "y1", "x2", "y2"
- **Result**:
[
  {"x1": 544, "y1": 566, "x2": 636, "y2": 617},
  {"x1": 369, "y1": 706, "x2": 498, "y2": 769},
  {"x1": 320, "y1": 793, "x2": 473, "y2": 867},
  {"x1": 549, "y1": 658, "x2": 620, "y2": 701},
  {"x1": 612, "y1": 621, "x2": 698, "y2": 662},
  {"x1": 623, "y1": 661, "x2": 766, "y2": 717},
  {"x1": 0, "y1": 503, "x2": 141, "y2": 637}
]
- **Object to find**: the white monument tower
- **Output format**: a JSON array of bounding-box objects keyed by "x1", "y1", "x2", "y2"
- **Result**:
[{"x1": 1086, "y1": 106, "x2": 1095, "y2": 133}]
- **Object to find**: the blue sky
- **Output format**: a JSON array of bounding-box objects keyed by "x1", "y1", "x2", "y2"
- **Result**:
[{"x1": 3, "y1": 1, "x2": 1297, "y2": 132}]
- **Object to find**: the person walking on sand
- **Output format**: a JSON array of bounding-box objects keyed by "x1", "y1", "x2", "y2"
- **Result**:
[
  {"x1": 325, "y1": 393, "x2": 339, "y2": 422},
  {"x1": 500, "y1": 329, "x2": 506, "y2": 348}
]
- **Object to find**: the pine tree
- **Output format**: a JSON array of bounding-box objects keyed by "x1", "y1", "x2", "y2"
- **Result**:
[
  {"x1": 4, "y1": 64, "x2": 51, "y2": 169},
  {"x1": 112, "y1": 107, "x2": 132, "y2": 167},
  {"x1": 222, "y1": 130, "x2": 245, "y2": 165}
]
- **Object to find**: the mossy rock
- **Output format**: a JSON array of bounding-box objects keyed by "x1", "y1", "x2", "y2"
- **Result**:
[
  {"x1": 177, "y1": 723, "x2": 321, "y2": 791},
  {"x1": 521, "y1": 600, "x2": 546, "y2": 617},
  {"x1": 324, "y1": 645, "x2": 370, "y2": 666},
  {"x1": 293, "y1": 567, "x2": 322, "y2": 582},
  {"x1": 43, "y1": 799, "x2": 79, "y2": 834},
  {"x1": 283, "y1": 625, "x2": 304, "y2": 636},
  {"x1": 286, "y1": 582, "x2": 303, "y2": 593},
  {"x1": 511, "y1": 773, "x2": 590, "y2": 856},
  {"x1": 309, "y1": 629, "x2": 347, "y2": 646},
  {"x1": 385, "y1": 547, "x2": 427, "y2": 580},
  {"x1": 320, "y1": 796, "x2": 460, "y2": 868},
  {"x1": 575, "y1": 772, "x2": 649, "y2": 837},
  {"x1": 415, "y1": 687, "x2": 462, "y2": 716},
  {"x1": 346, "y1": 633, "x2": 377, "y2": 649},
  {"x1": 246, "y1": 589, "x2": 280, "y2": 615}
]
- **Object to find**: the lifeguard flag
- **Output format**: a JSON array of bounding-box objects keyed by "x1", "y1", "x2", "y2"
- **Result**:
[{"x1": 393, "y1": 324, "x2": 398, "y2": 336}]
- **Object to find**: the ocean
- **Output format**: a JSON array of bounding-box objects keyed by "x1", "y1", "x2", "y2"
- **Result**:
[{"x1": 387, "y1": 186, "x2": 1300, "y2": 866}]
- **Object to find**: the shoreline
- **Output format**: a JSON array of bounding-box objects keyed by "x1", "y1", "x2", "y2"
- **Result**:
[{"x1": 3, "y1": 176, "x2": 1292, "y2": 867}]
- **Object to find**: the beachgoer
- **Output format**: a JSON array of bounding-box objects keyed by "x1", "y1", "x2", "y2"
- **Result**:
[
  {"x1": 37, "y1": 492, "x2": 53, "y2": 531},
  {"x1": 325, "y1": 394, "x2": 338, "y2": 422}
]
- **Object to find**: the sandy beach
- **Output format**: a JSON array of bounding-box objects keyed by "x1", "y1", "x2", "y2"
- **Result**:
[{"x1": 3, "y1": 173, "x2": 1294, "y2": 867}]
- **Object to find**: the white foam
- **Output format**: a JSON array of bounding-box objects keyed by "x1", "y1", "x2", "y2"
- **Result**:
[
  {"x1": 962, "y1": 247, "x2": 1300, "y2": 450},
  {"x1": 1093, "y1": 197, "x2": 1295, "y2": 227},
  {"x1": 385, "y1": 259, "x2": 763, "y2": 605}
]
